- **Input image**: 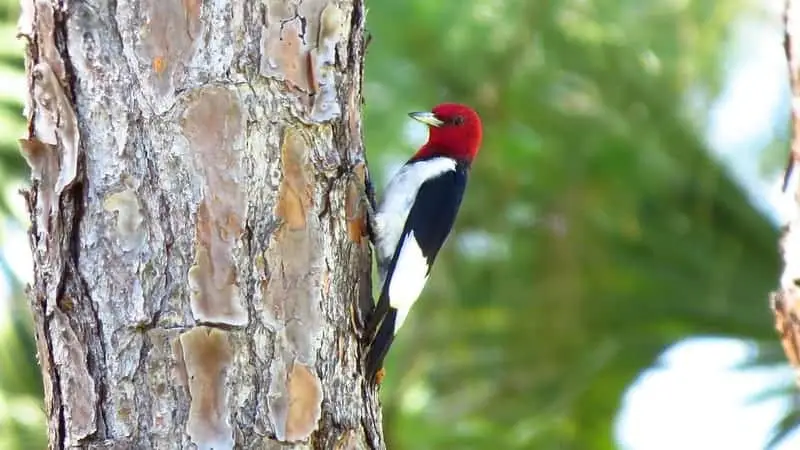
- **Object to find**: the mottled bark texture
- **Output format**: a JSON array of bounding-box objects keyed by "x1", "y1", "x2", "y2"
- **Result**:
[
  {"x1": 774, "y1": 0, "x2": 800, "y2": 387},
  {"x1": 17, "y1": 0, "x2": 384, "y2": 448}
]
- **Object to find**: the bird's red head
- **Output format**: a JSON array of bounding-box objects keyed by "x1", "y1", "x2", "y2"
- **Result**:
[{"x1": 409, "y1": 103, "x2": 482, "y2": 164}]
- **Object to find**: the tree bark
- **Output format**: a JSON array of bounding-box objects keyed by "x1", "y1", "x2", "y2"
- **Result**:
[
  {"x1": 17, "y1": 0, "x2": 383, "y2": 448},
  {"x1": 774, "y1": 0, "x2": 800, "y2": 387}
]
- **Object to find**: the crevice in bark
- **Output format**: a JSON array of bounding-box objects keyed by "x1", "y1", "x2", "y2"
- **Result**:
[
  {"x1": 67, "y1": 171, "x2": 110, "y2": 440},
  {"x1": 48, "y1": 310, "x2": 67, "y2": 449},
  {"x1": 143, "y1": 119, "x2": 173, "y2": 324},
  {"x1": 347, "y1": 0, "x2": 365, "y2": 73},
  {"x1": 133, "y1": 332, "x2": 152, "y2": 448}
]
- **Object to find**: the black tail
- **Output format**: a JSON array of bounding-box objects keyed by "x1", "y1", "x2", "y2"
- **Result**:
[{"x1": 365, "y1": 307, "x2": 397, "y2": 382}]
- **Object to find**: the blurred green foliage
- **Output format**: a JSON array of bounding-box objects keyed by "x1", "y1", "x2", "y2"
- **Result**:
[
  {"x1": 0, "y1": 0, "x2": 46, "y2": 448},
  {"x1": 0, "y1": 0, "x2": 790, "y2": 448},
  {"x1": 364, "y1": 0, "x2": 787, "y2": 449}
]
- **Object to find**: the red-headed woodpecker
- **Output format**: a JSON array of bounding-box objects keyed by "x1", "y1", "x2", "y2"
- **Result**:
[{"x1": 364, "y1": 103, "x2": 483, "y2": 382}]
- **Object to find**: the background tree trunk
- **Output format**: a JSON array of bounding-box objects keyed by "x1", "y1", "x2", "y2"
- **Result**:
[
  {"x1": 773, "y1": 0, "x2": 800, "y2": 386},
  {"x1": 18, "y1": 0, "x2": 382, "y2": 448}
]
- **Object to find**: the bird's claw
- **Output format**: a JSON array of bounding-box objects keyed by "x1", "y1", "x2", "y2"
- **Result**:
[{"x1": 346, "y1": 170, "x2": 379, "y2": 244}]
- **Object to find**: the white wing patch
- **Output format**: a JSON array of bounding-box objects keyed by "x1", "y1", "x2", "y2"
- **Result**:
[{"x1": 387, "y1": 230, "x2": 430, "y2": 331}]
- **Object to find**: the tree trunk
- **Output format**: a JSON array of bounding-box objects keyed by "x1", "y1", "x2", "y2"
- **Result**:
[
  {"x1": 17, "y1": 0, "x2": 383, "y2": 448},
  {"x1": 775, "y1": 0, "x2": 800, "y2": 387}
]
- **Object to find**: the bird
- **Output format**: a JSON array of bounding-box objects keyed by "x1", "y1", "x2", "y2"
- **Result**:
[{"x1": 362, "y1": 103, "x2": 483, "y2": 382}]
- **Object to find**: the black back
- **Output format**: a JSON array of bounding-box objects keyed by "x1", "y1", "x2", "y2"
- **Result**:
[{"x1": 403, "y1": 161, "x2": 469, "y2": 270}]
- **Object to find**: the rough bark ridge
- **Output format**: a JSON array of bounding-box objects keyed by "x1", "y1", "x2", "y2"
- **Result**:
[
  {"x1": 774, "y1": 0, "x2": 800, "y2": 387},
  {"x1": 17, "y1": 0, "x2": 383, "y2": 448}
]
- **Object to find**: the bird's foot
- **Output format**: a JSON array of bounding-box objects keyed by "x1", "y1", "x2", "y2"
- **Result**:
[
  {"x1": 375, "y1": 368, "x2": 386, "y2": 385},
  {"x1": 347, "y1": 169, "x2": 379, "y2": 244}
]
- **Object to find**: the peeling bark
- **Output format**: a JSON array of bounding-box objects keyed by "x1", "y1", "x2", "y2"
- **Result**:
[{"x1": 18, "y1": 0, "x2": 383, "y2": 448}]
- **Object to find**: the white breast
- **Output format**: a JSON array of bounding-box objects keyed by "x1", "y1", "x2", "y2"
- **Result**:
[{"x1": 374, "y1": 157, "x2": 456, "y2": 285}]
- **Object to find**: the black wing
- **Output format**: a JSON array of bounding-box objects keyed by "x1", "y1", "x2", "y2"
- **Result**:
[{"x1": 364, "y1": 163, "x2": 468, "y2": 381}]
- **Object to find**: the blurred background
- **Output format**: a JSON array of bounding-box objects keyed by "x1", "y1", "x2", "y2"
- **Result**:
[{"x1": 0, "y1": 0, "x2": 798, "y2": 448}]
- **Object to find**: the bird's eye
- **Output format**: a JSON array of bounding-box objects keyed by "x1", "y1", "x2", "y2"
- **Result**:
[{"x1": 452, "y1": 115, "x2": 465, "y2": 126}]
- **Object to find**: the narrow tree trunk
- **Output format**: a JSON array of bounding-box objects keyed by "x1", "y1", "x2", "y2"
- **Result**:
[
  {"x1": 17, "y1": 0, "x2": 383, "y2": 448},
  {"x1": 774, "y1": 0, "x2": 800, "y2": 386}
]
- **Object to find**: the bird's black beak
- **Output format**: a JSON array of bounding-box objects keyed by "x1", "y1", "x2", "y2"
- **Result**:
[{"x1": 408, "y1": 111, "x2": 445, "y2": 127}]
